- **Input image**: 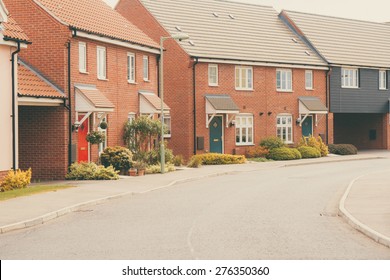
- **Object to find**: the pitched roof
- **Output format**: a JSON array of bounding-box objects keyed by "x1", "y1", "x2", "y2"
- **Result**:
[
  {"x1": 18, "y1": 61, "x2": 65, "y2": 99},
  {"x1": 299, "y1": 96, "x2": 328, "y2": 112},
  {"x1": 282, "y1": 10, "x2": 390, "y2": 68},
  {"x1": 1, "y1": 15, "x2": 30, "y2": 42},
  {"x1": 139, "y1": 0, "x2": 326, "y2": 67},
  {"x1": 34, "y1": 0, "x2": 158, "y2": 49},
  {"x1": 75, "y1": 85, "x2": 115, "y2": 109},
  {"x1": 139, "y1": 91, "x2": 170, "y2": 111}
]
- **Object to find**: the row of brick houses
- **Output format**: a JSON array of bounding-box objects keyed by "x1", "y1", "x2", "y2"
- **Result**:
[{"x1": 1, "y1": 0, "x2": 390, "y2": 180}]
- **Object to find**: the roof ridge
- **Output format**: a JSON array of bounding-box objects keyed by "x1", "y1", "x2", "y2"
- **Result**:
[{"x1": 284, "y1": 9, "x2": 389, "y2": 26}]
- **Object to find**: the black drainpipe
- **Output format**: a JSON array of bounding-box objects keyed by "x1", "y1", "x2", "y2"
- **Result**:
[
  {"x1": 326, "y1": 68, "x2": 332, "y2": 144},
  {"x1": 66, "y1": 41, "x2": 72, "y2": 168},
  {"x1": 192, "y1": 57, "x2": 199, "y2": 155},
  {"x1": 11, "y1": 41, "x2": 21, "y2": 170}
]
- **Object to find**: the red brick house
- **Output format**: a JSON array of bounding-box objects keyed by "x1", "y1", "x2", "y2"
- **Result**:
[
  {"x1": 0, "y1": 0, "x2": 29, "y2": 181},
  {"x1": 5, "y1": 0, "x2": 160, "y2": 180},
  {"x1": 116, "y1": 0, "x2": 331, "y2": 159}
]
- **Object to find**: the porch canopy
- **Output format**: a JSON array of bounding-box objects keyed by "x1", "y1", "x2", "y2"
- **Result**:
[
  {"x1": 139, "y1": 90, "x2": 170, "y2": 117},
  {"x1": 205, "y1": 94, "x2": 240, "y2": 128},
  {"x1": 298, "y1": 96, "x2": 328, "y2": 126},
  {"x1": 75, "y1": 84, "x2": 114, "y2": 126}
]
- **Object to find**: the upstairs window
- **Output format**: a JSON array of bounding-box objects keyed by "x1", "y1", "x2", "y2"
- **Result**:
[
  {"x1": 235, "y1": 66, "x2": 253, "y2": 90},
  {"x1": 79, "y1": 42, "x2": 87, "y2": 73},
  {"x1": 276, "y1": 69, "x2": 292, "y2": 91},
  {"x1": 97, "y1": 46, "x2": 106, "y2": 80},
  {"x1": 143, "y1": 55, "x2": 149, "y2": 81},
  {"x1": 305, "y1": 70, "x2": 313, "y2": 90},
  {"x1": 341, "y1": 68, "x2": 359, "y2": 88},
  {"x1": 127, "y1": 53, "x2": 136, "y2": 83},
  {"x1": 379, "y1": 70, "x2": 387, "y2": 90},
  {"x1": 208, "y1": 64, "x2": 218, "y2": 86}
]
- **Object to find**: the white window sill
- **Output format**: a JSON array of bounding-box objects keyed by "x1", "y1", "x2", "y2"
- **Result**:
[
  {"x1": 209, "y1": 84, "x2": 219, "y2": 87},
  {"x1": 98, "y1": 77, "x2": 109, "y2": 81},
  {"x1": 277, "y1": 89, "x2": 293, "y2": 93},
  {"x1": 379, "y1": 88, "x2": 387, "y2": 91},
  {"x1": 79, "y1": 71, "x2": 89, "y2": 75},
  {"x1": 235, "y1": 88, "x2": 254, "y2": 91},
  {"x1": 128, "y1": 81, "x2": 137, "y2": 85},
  {"x1": 305, "y1": 88, "x2": 314, "y2": 91},
  {"x1": 341, "y1": 86, "x2": 359, "y2": 89},
  {"x1": 163, "y1": 135, "x2": 171, "y2": 139},
  {"x1": 235, "y1": 143, "x2": 255, "y2": 146},
  {"x1": 143, "y1": 79, "x2": 151, "y2": 83}
]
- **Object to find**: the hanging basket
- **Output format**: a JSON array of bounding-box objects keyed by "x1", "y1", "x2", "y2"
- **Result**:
[
  {"x1": 86, "y1": 131, "x2": 105, "y2": 144},
  {"x1": 99, "y1": 121, "x2": 108, "y2": 130}
]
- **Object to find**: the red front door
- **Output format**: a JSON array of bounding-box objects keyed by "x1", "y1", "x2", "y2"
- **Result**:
[{"x1": 78, "y1": 115, "x2": 89, "y2": 162}]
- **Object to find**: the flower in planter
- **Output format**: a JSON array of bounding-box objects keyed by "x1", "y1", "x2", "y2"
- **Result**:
[{"x1": 86, "y1": 131, "x2": 105, "y2": 144}]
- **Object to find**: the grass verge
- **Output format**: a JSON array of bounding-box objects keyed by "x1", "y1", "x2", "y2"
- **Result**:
[
  {"x1": 0, "y1": 185, "x2": 75, "y2": 202},
  {"x1": 248, "y1": 158, "x2": 273, "y2": 162}
]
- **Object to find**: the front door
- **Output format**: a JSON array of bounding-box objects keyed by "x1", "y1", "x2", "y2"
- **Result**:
[
  {"x1": 302, "y1": 116, "x2": 313, "y2": 137},
  {"x1": 209, "y1": 116, "x2": 223, "y2": 153},
  {"x1": 78, "y1": 115, "x2": 89, "y2": 162}
]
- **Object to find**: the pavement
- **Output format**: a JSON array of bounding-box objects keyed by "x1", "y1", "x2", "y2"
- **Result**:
[{"x1": 1, "y1": 150, "x2": 390, "y2": 249}]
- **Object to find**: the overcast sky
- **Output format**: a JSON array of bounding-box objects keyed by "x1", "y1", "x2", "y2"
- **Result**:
[{"x1": 105, "y1": 0, "x2": 390, "y2": 22}]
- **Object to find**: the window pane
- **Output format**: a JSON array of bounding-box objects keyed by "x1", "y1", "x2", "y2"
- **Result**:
[
  {"x1": 276, "y1": 71, "x2": 281, "y2": 89},
  {"x1": 247, "y1": 68, "x2": 252, "y2": 88},
  {"x1": 235, "y1": 68, "x2": 240, "y2": 88},
  {"x1": 248, "y1": 128, "x2": 253, "y2": 143}
]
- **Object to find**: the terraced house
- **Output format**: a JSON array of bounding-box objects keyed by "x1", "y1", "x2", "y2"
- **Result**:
[
  {"x1": 281, "y1": 11, "x2": 390, "y2": 149},
  {"x1": 5, "y1": 0, "x2": 160, "y2": 180},
  {"x1": 116, "y1": 0, "x2": 331, "y2": 159},
  {"x1": 0, "y1": 0, "x2": 29, "y2": 180}
]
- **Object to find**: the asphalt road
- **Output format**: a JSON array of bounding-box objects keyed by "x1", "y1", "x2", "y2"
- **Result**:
[{"x1": 1, "y1": 159, "x2": 390, "y2": 259}]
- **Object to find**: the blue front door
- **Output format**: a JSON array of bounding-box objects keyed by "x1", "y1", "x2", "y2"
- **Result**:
[
  {"x1": 302, "y1": 116, "x2": 313, "y2": 137},
  {"x1": 209, "y1": 116, "x2": 223, "y2": 153}
]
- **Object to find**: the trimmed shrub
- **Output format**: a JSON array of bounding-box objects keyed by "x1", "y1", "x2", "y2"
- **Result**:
[
  {"x1": 66, "y1": 162, "x2": 119, "y2": 180},
  {"x1": 0, "y1": 168, "x2": 32, "y2": 192},
  {"x1": 267, "y1": 147, "x2": 301, "y2": 161},
  {"x1": 134, "y1": 148, "x2": 174, "y2": 165},
  {"x1": 245, "y1": 146, "x2": 269, "y2": 158},
  {"x1": 298, "y1": 146, "x2": 321, "y2": 158},
  {"x1": 145, "y1": 164, "x2": 176, "y2": 174},
  {"x1": 187, "y1": 155, "x2": 203, "y2": 168},
  {"x1": 317, "y1": 136, "x2": 329, "y2": 157},
  {"x1": 172, "y1": 155, "x2": 184, "y2": 166},
  {"x1": 100, "y1": 146, "x2": 133, "y2": 171},
  {"x1": 329, "y1": 144, "x2": 358, "y2": 155},
  {"x1": 197, "y1": 153, "x2": 246, "y2": 165},
  {"x1": 298, "y1": 136, "x2": 329, "y2": 157},
  {"x1": 260, "y1": 136, "x2": 285, "y2": 150}
]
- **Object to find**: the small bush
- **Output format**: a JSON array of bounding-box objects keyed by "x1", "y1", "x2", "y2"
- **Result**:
[
  {"x1": 299, "y1": 136, "x2": 329, "y2": 157},
  {"x1": 172, "y1": 155, "x2": 184, "y2": 166},
  {"x1": 297, "y1": 146, "x2": 321, "y2": 158},
  {"x1": 317, "y1": 136, "x2": 329, "y2": 157},
  {"x1": 245, "y1": 146, "x2": 269, "y2": 158},
  {"x1": 194, "y1": 153, "x2": 246, "y2": 165},
  {"x1": 135, "y1": 148, "x2": 174, "y2": 165},
  {"x1": 329, "y1": 144, "x2": 358, "y2": 155},
  {"x1": 0, "y1": 168, "x2": 32, "y2": 192},
  {"x1": 145, "y1": 164, "x2": 176, "y2": 174},
  {"x1": 260, "y1": 136, "x2": 285, "y2": 150},
  {"x1": 100, "y1": 146, "x2": 133, "y2": 171},
  {"x1": 187, "y1": 155, "x2": 203, "y2": 168},
  {"x1": 66, "y1": 162, "x2": 119, "y2": 180},
  {"x1": 267, "y1": 147, "x2": 301, "y2": 160}
]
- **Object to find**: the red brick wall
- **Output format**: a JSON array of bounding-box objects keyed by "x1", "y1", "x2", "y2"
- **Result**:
[
  {"x1": 195, "y1": 64, "x2": 328, "y2": 155},
  {"x1": 0, "y1": 171, "x2": 8, "y2": 182},
  {"x1": 18, "y1": 106, "x2": 68, "y2": 180},
  {"x1": 334, "y1": 113, "x2": 386, "y2": 149},
  {"x1": 116, "y1": 0, "x2": 195, "y2": 159}
]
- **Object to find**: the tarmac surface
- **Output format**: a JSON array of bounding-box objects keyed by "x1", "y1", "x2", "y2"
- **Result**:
[{"x1": 0, "y1": 150, "x2": 389, "y2": 249}]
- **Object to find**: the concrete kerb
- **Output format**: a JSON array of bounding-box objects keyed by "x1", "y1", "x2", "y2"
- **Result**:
[
  {"x1": 0, "y1": 154, "x2": 384, "y2": 234},
  {"x1": 339, "y1": 172, "x2": 390, "y2": 249}
]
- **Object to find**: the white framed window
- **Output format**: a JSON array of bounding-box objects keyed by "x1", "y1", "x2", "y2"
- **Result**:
[
  {"x1": 208, "y1": 64, "x2": 218, "y2": 86},
  {"x1": 341, "y1": 68, "x2": 359, "y2": 88},
  {"x1": 127, "y1": 53, "x2": 136, "y2": 83},
  {"x1": 379, "y1": 70, "x2": 387, "y2": 90},
  {"x1": 235, "y1": 114, "x2": 254, "y2": 145},
  {"x1": 305, "y1": 70, "x2": 313, "y2": 90},
  {"x1": 128, "y1": 113, "x2": 136, "y2": 123},
  {"x1": 143, "y1": 55, "x2": 149, "y2": 81},
  {"x1": 276, "y1": 69, "x2": 292, "y2": 91},
  {"x1": 79, "y1": 42, "x2": 87, "y2": 73},
  {"x1": 98, "y1": 117, "x2": 107, "y2": 155},
  {"x1": 276, "y1": 114, "x2": 293, "y2": 144},
  {"x1": 97, "y1": 46, "x2": 107, "y2": 79},
  {"x1": 235, "y1": 66, "x2": 253, "y2": 90},
  {"x1": 163, "y1": 115, "x2": 171, "y2": 138}
]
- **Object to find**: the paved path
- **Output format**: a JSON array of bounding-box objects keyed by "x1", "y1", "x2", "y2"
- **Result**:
[{"x1": 0, "y1": 151, "x2": 389, "y2": 250}]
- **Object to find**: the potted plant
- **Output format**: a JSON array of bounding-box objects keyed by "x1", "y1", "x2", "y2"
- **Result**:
[
  {"x1": 128, "y1": 167, "x2": 137, "y2": 176},
  {"x1": 86, "y1": 131, "x2": 105, "y2": 145},
  {"x1": 133, "y1": 161, "x2": 147, "y2": 176}
]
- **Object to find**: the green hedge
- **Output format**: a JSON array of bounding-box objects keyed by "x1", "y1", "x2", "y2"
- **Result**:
[
  {"x1": 329, "y1": 144, "x2": 358, "y2": 155},
  {"x1": 267, "y1": 147, "x2": 301, "y2": 160},
  {"x1": 188, "y1": 153, "x2": 246, "y2": 167},
  {"x1": 66, "y1": 162, "x2": 119, "y2": 180},
  {"x1": 260, "y1": 136, "x2": 285, "y2": 150},
  {"x1": 297, "y1": 146, "x2": 321, "y2": 158},
  {"x1": 100, "y1": 146, "x2": 133, "y2": 171}
]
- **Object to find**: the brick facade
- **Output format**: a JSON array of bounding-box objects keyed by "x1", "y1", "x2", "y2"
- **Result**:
[
  {"x1": 117, "y1": 0, "x2": 329, "y2": 159},
  {"x1": 6, "y1": 0, "x2": 159, "y2": 179}
]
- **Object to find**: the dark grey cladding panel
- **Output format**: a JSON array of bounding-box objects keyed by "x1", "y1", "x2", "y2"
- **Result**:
[{"x1": 329, "y1": 67, "x2": 390, "y2": 113}]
